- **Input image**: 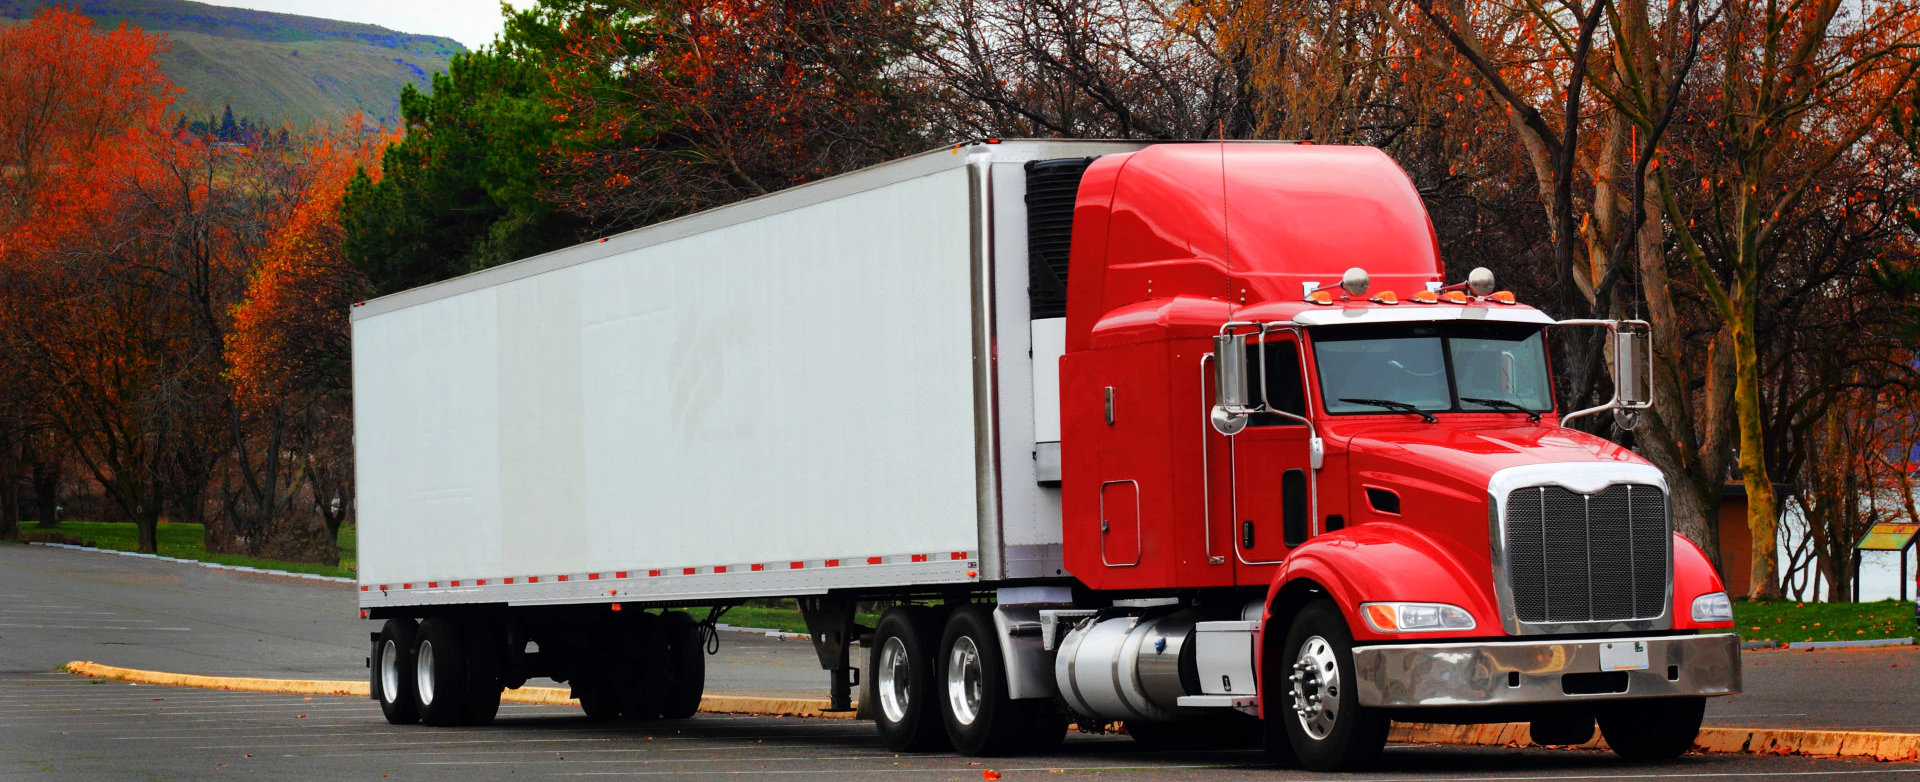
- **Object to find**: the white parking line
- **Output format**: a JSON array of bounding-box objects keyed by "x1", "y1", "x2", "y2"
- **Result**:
[
  {"x1": 0, "y1": 623, "x2": 190, "y2": 630},
  {"x1": 193, "y1": 736, "x2": 615, "y2": 750}
]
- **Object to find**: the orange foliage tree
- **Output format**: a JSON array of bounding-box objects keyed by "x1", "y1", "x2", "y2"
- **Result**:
[{"x1": 226, "y1": 131, "x2": 387, "y2": 548}]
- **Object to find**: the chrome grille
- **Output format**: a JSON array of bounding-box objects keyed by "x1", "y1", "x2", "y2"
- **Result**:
[{"x1": 1502, "y1": 483, "x2": 1669, "y2": 624}]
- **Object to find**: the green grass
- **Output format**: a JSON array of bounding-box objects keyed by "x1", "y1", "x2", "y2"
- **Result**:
[
  {"x1": 669, "y1": 600, "x2": 882, "y2": 635},
  {"x1": 23, "y1": 520, "x2": 355, "y2": 579},
  {"x1": 1733, "y1": 598, "x2": 1917, "y2": 644}
]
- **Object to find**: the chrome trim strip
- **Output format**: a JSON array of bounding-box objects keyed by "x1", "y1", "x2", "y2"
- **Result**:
[
  {"x1": 1487, "y1": 462, "x2": 1673, "y2": 636},
  {"x1": 1352, "y1": 633, "x2": 1741, "y2": 708},
  {"x1": 968, "y1": 155, "x2": 1005, "y2": 581}
]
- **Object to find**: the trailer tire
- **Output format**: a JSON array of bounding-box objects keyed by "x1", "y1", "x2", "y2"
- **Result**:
[
  {"x1": 1278, "y1": 601, "x2": 1387, "y2": 771},
  {"x1": 615, "y1": 617, "x2": 671, "y2": 721},
  {"x1": 373, "y1": 619, "x2": 420, "y2": 725},
  {"x1": 938, "y1": 605, "x2": 1025, "y2": 756},
  {"x1": 1596, "y1": 696, "x2": 1705, "y2": 760},
  {"x1": 871, "y1": 606, "x2": 947, "y2": 752},
  {"x1": 658, "y1": 612, "x2": 706, "y2": 719},
  {"x1": 575, "y1": 678, "x2": 620, "y2": 720},
  {"x1": 461, "y1": 620, "x2": 504, "y2": 726},
  {"x1": 414, "y1": 617, "x2": 476, "y2": 727}
]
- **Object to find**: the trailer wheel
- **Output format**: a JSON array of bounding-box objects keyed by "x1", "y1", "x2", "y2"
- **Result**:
[
  {"x1": 871, "y1": 606, "x2": 947, "y2": 752},
  {"x1": 1596, "y1": 697, "x2": 1705, "y2": 760},
  {"x1": 938, "y1": 605, "x2": 1026, "y2": 756},
  {"x1": 574, "y1": 678, "x2": 620, "y2": 720},
  {"x1": 414, "y1": 617, "x2": 476, "y2": 726},
  {"x1": 373, "y1": 619, "x2": 420, "y2": 725},
  {"x1": 658, "y1": 612, "x2": 706, "y2": 719},
  {"x1": 461, "y1": 620, "x2": 504, "y2": 726},
  {"x1": 615, "y1": 617, "x2": 670, "y2": 721},
  {"x1": 1278, "y1": 601, "x2": 1388, "y2": 771}
]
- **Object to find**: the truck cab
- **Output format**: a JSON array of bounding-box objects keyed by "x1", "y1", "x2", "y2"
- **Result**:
[{"x1": 1050, "y1": 143, "x2": 1740, "y2": 769}]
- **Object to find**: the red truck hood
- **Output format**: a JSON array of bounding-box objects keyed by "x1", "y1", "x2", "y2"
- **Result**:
[{"x1": 1333, "y1": 417, "x2": 1648, "y2": 499}]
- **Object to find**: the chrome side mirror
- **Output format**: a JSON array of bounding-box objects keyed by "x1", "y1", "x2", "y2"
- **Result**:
[
  {"x1": 1615, "y1": 323, "x2": 1652, "y2": 408},
  {"x1": 1211, "y1": 334, "x2": 1250, "y2": 435}
]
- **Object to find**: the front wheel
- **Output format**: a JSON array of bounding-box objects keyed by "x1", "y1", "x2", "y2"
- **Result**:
[
  {"x1": 1597, "y1": 697, "x2": 1705, "y2": 760},
  {"x1": 1277, "y1": 601, "x2": 1388, "y2": 771}
]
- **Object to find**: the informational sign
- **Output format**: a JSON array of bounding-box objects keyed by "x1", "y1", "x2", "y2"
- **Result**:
[{"x1": 1856, "y1": 522, "x2": 1919, "y2": 552}]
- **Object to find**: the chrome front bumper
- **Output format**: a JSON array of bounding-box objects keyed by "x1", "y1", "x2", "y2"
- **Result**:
[{"x1": 1351, "y1": 633, "x2": 1740, "y2": 708}]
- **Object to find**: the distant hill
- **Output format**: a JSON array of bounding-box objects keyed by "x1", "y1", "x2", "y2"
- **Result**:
[{"x1": 0, "y1": 0, "x2": 467, "y2": 128}]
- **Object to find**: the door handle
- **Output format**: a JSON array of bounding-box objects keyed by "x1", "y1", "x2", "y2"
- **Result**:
[{"x1": 1241, "y1": 520, "x2": 1255, "y2": 549}]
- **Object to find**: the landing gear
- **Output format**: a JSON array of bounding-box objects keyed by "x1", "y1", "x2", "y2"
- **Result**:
[{"x1": 1277, "y1": 601, "x2": 1388, "y2": 771}]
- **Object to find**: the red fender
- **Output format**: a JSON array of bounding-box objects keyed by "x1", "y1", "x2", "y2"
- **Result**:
[{"x1": 1671, "y1": 532, "x2": 1734, "y2": 630}]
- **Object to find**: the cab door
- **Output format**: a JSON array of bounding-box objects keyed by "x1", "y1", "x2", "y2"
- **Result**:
[{"x1": 1229, "y1": 335, "x2": 1314, "y2": 582}]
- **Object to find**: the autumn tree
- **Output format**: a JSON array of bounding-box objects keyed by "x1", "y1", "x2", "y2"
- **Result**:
[
  {"x1": 340, "y1": 22, "x2": 581, "y2": 297},
  {"x1": 540, "y1": 0, "x2": 932, "y2": 230}
]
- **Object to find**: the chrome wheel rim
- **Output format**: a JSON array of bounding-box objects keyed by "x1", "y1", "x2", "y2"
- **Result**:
[
  {"x1": 379, "y1": 639, "x2": 401, "y2": 703},
  {"x1": 946, "y1": 636, "x2": 983, "y2": 726},
  {"x1": 877, "y1": 636, "x2": 912, "y2": 724},
  {"x1": 1289, "y1": 635, "x2": 1340, "y2": 740},
  {"x1": 415, "y1": 640, "x2": 436, "y2": 707}
]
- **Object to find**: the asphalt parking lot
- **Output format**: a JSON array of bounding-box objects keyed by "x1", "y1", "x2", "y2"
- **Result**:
[
  {"x1": 4, "y1": 543, "x2": 1918, "y2": 780},
  {"x1": 7, "y1": 671, "x2": 1919, "y2": 781}
]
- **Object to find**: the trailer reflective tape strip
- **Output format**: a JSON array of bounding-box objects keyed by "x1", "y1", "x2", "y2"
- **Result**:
[
  {"x1": 427, "y1": 582, "x2": 438, "y2": 588},
  {"x1": 360, "y1": 586, "x2": 369, "y2": 591},
  {"x1": 476, "y1": 580, "x2": 487, "y2": 586},
  {"x1": 648, "y1": 570, "x2": 660, "y2": 577},
  {"x1": 683, "y1": 568, "x2": 696, "y2": 575},
  {"x1": 912, "y1": 554, "x2": 928, "y2": 562},
  {"x1": 451, "y1": 581, "x2": 461, "y2": 587},
  {"x1": 825, "y1": 559, "x2": 840, "y2": 567},
  {"x1": 504, "y1": 578, "x2": 515, "y2": 584},
  {"x1": 557, "y1": 575, "x2": 568, "y2": 582},
  {"x1": 715, "y1": 566, "x2": 727, "y2": 573},
  {"x1": 528, "y1": 576, "x2": 539, "y2": 583},
  {"x1": 402, "y1": 583, "x2": 412, "y2": 589},
  {"x1": 951, "y1": 552, "x2": 967, "y2": 560},
  {"x1": 615, "y1": 572, "x2": 627, "y2": 578},
  {"x1": 790, "y1": 561, "x2": 804, "y2": 569},
  {"x1": 587, "y1": 573, "x2": 599, "y2": 580}
]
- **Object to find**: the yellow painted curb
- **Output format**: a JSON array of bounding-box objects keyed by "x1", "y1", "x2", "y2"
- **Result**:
[
  {"x1": 61, "y1": 661, "x2": 854, "y2": 719},
  {"x1": 1392, "y1": 721, "x2": 1920, "y2": 762},
  {"x1": 58, "y1": 663, "x2": 1919, "y2": 759}
]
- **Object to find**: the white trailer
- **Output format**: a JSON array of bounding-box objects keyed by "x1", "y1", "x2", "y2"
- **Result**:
[{"x1": 353, "y1": 140, "x2": 1145, "y2": 727}]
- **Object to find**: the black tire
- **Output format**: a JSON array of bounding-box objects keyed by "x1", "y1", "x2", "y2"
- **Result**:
[
  {"x1": 658, "y1": 612, "x2": 707, "y2": 719},
  {"x1": 615, "y1": 616, "x2": 670, "y2": 721},
  {"x1": 372, "y1": 619, "x2": 419, "y2": 725},
  {"x1": 1597, "y1": 697, "x2": 1705, "y2": 760},
  {"x1": 870, "y1": 606, "x2": 948, "y2": 752},
  {"x1": 938, "y1": 605, "x2": 1025, "y2": 756},
  {"x1": 1278, "y1": 601, "x2": 1388, "y2": 771},
  {"x1": 414, "y1": 617, "x2": 475, "y2": 727},
  {"x1": 574, "y1": 676, "x2": 621, "y2": 720},
  {"x1": 461, "y1": 620, "x2": 503, "y2": 726}
]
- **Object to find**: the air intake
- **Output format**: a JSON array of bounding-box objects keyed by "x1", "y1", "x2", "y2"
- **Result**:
[{"x1": 1025, "y1": 158, "x2": 1095, "y2": 320}]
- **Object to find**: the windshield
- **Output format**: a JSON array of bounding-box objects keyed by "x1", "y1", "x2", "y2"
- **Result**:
[{"x1": 1312, "y1": 322, "x2": 1552, "y2": 415}]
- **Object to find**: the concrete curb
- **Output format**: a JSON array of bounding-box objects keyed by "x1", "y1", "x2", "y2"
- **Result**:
[
  {"x1": 1785, "y1": 637, "x2": 1913, "y2": 650},
  {"x1": 1388, "y1": 722, "x2": 1920, "y2": 762},
  {"x1": 59, "y1": 662, "x2": 1920, "y2": 760},
  {"x1": 61, "y1": 661, "x2": 855, "y2": 719},
  {"x1": 29, "y1": 542, "x2": 354, "y2": 584}
]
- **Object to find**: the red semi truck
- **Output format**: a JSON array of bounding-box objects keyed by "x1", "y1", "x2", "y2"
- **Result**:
[{"x1": 351, "y1": 140, "x2": 1740, "y2": 771}]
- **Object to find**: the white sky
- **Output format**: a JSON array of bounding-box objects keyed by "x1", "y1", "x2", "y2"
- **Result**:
[{"x1": 201, "y1": 0, "x2": 536, "y2": 51}]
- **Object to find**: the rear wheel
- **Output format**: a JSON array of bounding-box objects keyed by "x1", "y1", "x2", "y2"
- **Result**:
[
  {"x1": 372, "y1": 619, "x2": 419, "y2": 725},
  {"x1": 414, "y1": 617, "x2": 475, "y2": 726},
  {"x1": 938, "y1": 605, "x2": 1025, "y2": 756},
  {"x1": 1597, "y1": 697, "x2": 1705, "y2": 759},
  {"x1": 1279, "y1": 601, "x2": 1388, "y2": 771},
  {"x1": 614, "y1": 618, "x2": 670, "y2": 721},
  {"x1": 461, "y1": 620, "x2": 503, "y2": 726},
  {"x1": 871, "y1": 606, "x2": 947, "y2": 752},
  {"x1": 658, "y1": 612, "x2": 707, "y2": 719}
]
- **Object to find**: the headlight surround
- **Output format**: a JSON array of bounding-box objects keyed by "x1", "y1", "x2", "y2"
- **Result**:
[
  {"x1": 1361, "y1": 602, "x2": 1476, "y2": 633},
  {"x1": 1690, "y1": 591, "x2": 1733, "y2": 624}
]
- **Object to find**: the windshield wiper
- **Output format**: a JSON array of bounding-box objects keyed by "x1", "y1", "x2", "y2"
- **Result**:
[
  {"x1": 1339, "y1": 398, "x2": 1437, "y2": 423},
  {"x1": 1462, "y1": 396, "x2": 1542, "y2": 423}
]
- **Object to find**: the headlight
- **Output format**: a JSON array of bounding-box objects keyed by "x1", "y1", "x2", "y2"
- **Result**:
[
  {"x1": 1361, "y1": 602, "x2": 1476, "y2": 633},
  {"x1": 1690, "y1": 591, "x2": 1733, "y2": 624}
]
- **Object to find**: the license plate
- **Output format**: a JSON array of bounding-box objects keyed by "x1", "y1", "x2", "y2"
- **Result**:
[{"x1": 1599, "y1": 641, "x2": 1650, "y2": 672}]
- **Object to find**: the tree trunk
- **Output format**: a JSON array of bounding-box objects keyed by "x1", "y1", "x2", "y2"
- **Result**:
[
  {"x1": 0, "y1": 442, "x2": 20, "y2": 541},
  {"x1": 29, "y1": 443, "x2": 60, "y2": 529},
  {"x1": 1732, "y1": 315, "x2": 1781, "y2": 599},
  {"x1": 135, "y1": 507, "x2": 160, "y2": 554}
]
